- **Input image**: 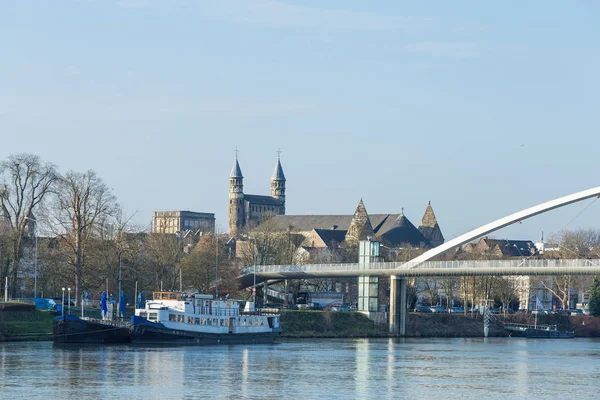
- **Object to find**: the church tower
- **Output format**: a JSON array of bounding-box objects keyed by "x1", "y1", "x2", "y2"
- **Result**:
[
  {"x1": 345, "y1": 199, "x2": 375, "y2": 243},
  {"x1": 418, "y1": 201, "x2": 444, "y2": 247},
  {"x1": 228, "y1": 155, "x2": 245, "y2": 235},
  {"x1": 270, "y1": 155, "x2": 286, "y2": 214}
]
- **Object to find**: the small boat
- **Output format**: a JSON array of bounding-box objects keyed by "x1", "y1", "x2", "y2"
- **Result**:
[
  {"x1": 53, "y1": 314, "x2": 131, "y2": 344},
  {"x1": 504, "y1": 323, "x2": 574, "y2": 339},
  {"x1": 129, "y1": 292, "x2": 282, "y2": 345}
]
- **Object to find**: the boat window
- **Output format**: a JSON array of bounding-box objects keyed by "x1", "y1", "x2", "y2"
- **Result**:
[
  {"x1": 187, "y1": 317, "x2": 194, "y2": 324},
  {"x1": 177, "y1": 315, "x2": 184, "y2": 322},
  {"x1": 153, "y1": 293, "x2": 160, "y2": 300},
  {"x1": 139, "y1": 312, "x2": 147, "y2": 318},
  {"x1": 220, "y1": 319, "x2": 226, "y2": 326},
  {"x1": 161, "y1": 293, "x2": 169, "y2": 299},
  {"x1": 169, "y1": 314, "x2": 176, "y2": 322},
  {"x1": 170, "y1": 294, "x2": 177, "y2": 300},
  {"x1": 260, "y1": 319, "x2": 264, "y2": 326},
  {"x1": 207, "y1": 318, "x2": 212, "y2": 326},
  {"x1": 212, "y1": 318, "x2": 218, "y2": 326},
  {"x1": 241, "y1": 318, "x2": 246, "y2": 326},
  {"x1": 148, "y1": 312, "x2": 158, "y2": 321},
  {"x1": 201, "y1": 318, "x2": 207, "y2": 325},
  {"x1": 194, "y1": 318, "x2": 200, "y2": 325},
  {"x1": 254, "y1": 318, "x2": 258, "y2": 326}
]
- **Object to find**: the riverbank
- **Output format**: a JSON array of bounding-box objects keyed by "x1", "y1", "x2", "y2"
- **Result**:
[
  {"x1": 0, "y1": 303, "x2": 56, "y2": 341},
  {"x1": 2, "y1": 304, "x2": 599, "y2": 341},
  {"x1": 280, "y1": 311, "x2": 509, "y2": 338}
]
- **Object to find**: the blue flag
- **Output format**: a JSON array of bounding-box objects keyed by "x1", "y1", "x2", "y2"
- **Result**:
[
  {"x1": 137, "y1": 292, "x2": 143, "y2": 309},
  {"x1": 101, "y1": 291, "x2": 108, "y2": 319}
]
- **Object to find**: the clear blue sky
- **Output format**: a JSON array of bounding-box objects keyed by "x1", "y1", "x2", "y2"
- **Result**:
[{"x1": 1, "y1": 0, "x2": 599, "y2": 241}]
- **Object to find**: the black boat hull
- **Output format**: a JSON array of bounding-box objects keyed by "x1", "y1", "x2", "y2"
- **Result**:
[
  {"x1": 130, "y1": 323, "x2": 282, "y2": 345},
  {"x1": 53, "y1": 316, "x2": 131, "y2": 344},
  {"x1": 504, "y1": 325, "x2": 574, "y2": 339}
]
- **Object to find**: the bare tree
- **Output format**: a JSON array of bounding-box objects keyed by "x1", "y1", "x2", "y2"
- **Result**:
[
  {"x1": 439, "y1": 276, "x2": 460, "y2": 308},
  {"x1": 50, "y1": 170, "x2": 118, "y2": 305},
  {"x1": 0, "y1": 153, "x2": 58, "y2": 296},
  {"x1": 143, "y1": 232, "x2": 181, "y2": 291},
  {"x1": 180, "y1": 233, "x2": 239, "y2": 296},
  {"x1": 495, "y1": 276, "x2": 518, "y2": 315}
]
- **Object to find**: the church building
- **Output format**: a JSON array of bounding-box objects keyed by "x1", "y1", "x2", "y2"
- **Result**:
[
  {"x1": 228, "y1": 154, "x2": 445, "y2": 252},
  {"x1": 228, "y1": 154, "x2": 286, "y2": 235}
]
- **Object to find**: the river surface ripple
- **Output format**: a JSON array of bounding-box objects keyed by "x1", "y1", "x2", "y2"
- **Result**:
[{"x1": 1, "y1": 338, "x2": 599, "y2": 399}]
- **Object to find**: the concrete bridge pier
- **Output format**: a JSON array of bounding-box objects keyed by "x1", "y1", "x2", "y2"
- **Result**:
[{"x1": 389, "y1": 276, "x2": 406, "y2": 336}]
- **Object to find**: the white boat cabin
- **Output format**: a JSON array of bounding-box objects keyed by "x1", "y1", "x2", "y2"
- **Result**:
[{"x1": 135, "y1": 292, "x2": 280, "y2": 334}]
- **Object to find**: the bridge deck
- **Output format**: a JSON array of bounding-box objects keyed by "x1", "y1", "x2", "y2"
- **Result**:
[{"x1": 240, "y1": 258, "x2": 600, "y2": 288}]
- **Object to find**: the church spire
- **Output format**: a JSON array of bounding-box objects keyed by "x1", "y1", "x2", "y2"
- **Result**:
[
  {"x1": 418, "y1": 201, "x2": 444, "y2": 247},
  {"x1": 345, "y1": 199, "x2": 375, "y2": 243},
  {"x1": 271, "y1": 150, "x2": 286, "y2": 182},
  {"x1": 270, "y1": 151, "x2": 286, "y2": 200},
  {"x1": 229, "y1": 153, "x2": 243, "y2": 179}
]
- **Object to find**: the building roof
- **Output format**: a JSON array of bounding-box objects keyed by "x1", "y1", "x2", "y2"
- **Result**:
[
  {"x1": 378, "y1": 214, "x2": 430, "y2": 248},
  {"x1": 271, "y1": 157, "x2": 286, "y2": 181},
  {"x1": 265, "y1": 211, "x2": 431, "y2": 248},
  {"x1": 244, "y1": 194, "x2": 285, "y2": 207},
  {"x1": 229, "y1": 157, "x2": 243, "y2": 179},
  {"x1": 268, "y1": 213, "x2": 416, "y2": 234},
  {"x1": 313, "y1": 228, "x2": 347, "y2": 246},
  {"x1": 473, "y1": 238, "x2": 537, "y2": 257}
]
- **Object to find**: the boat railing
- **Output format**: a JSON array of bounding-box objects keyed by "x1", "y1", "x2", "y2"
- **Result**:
[
  {"x1": 240, "y1": 309, "x2": 280, "y2": 316},
  {"x1": 504, "y1": 322, "x2": 557, "y2": 330},
  {"x1": 81, "y1": 317, "x2": 132, "y2": 327}
]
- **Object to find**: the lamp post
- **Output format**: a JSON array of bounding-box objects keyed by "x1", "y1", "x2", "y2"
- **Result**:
[
  {"x1": 215, "y1": 227, "x2": 219, "y2": 299},
  {"x1": 61, "y1": 287, "x2": 65, "y2": 316},
  {"x1": 67, "y1": 288, "x2": 71, "y2": 315},
  {"x1": 249, "y1": 238, "x2": 257, "y2": 303},
  {"x1": 24, "y1": 216, "x2": 38, "y2": 298}
]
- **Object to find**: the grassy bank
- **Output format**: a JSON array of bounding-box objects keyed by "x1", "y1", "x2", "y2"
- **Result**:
[
  {"x1": 280, "y1": 310, "x2": 389, "y2": 338},
  {"x1": 280, "y1": 311, "x2": 508, "y2": 338},
  {"x1": 281, "y1": 311, "x2": 600, "y2": 338},
  {"x1": 0, "y1": 303, "x2": 56, "y2": 341}
]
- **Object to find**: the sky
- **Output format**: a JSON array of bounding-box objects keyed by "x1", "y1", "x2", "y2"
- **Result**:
[{"x1": 1, "y1": 0, "x2": 600, "y2": 242}]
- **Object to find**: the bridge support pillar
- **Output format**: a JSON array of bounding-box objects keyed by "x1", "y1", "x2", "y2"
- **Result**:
[{"x1": 389, "y1": 276, "x2": 406, "y2": 336}]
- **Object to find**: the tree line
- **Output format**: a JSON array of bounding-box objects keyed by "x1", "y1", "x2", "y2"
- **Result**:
[{"x1": 0, "y1": 153, "x2": 238, "y2": 305}]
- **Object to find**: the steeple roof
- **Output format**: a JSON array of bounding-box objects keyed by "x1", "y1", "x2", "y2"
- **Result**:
[
  {"x1": 271, "y1": 156, "x2": 286, "y2": 181},
  {"x1": 419, "y1": 201, "x2": 438, "y2": 228},
  {"x1": 345, "y1": 199, "x2": 374, "y2": 242},
  {"x1": 229, "y1": 157, "x2": 243, "y2": 179},
  {"x1": 418, "y1": 201, "x2": 444, "y2": 246}
]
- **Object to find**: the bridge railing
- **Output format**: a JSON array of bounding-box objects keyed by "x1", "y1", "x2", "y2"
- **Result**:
[{"x1": 241, "y1": 258, "x2": 600, "y2": 276}]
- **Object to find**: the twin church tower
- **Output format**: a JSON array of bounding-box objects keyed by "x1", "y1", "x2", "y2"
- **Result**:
[{"x1": 229, "y1": 155, "x2": 286, "y2": 235}]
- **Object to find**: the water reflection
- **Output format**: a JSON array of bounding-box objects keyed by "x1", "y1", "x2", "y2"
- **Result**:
[{"x1": 1, "y1": 338, "x2": 599, "y2": 399}]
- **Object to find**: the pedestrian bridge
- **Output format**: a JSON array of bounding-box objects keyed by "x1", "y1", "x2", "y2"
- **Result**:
[
  {"x1": 240, "y1": 258, "x2": 600, "y2": 288},
  {"x1": 240, "y1": 185, "x2": 600, "y2": 335}
]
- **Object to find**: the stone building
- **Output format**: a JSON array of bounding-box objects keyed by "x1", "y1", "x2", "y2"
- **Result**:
[
  {"x1": 152, "y1": 211, "x2": 215, "y2": 234},
  {"x1": 228, "y1": 155, "x2": 286, "y2": 235},
  {"x1": 257, "y1": 198, "x2": 444, "y2": 251},
  {"x1": 463, "y1": 237, "x2": 537, "y2": 257}
]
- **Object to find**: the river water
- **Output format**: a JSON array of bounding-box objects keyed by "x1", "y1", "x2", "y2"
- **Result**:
[{"x1": 1, "y1": 338, "x2": 599, "y2": 399}]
